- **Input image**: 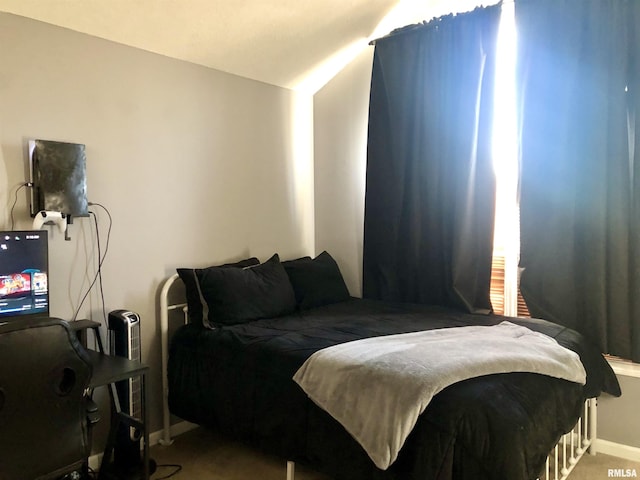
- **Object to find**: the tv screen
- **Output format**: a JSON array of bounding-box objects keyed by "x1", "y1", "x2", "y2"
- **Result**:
[{"x1": 0, "y1": 231, "x2": 49, "y2": 320}]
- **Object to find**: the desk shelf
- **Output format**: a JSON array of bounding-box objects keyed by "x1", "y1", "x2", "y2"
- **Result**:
[{"x1": 86, "y1": 350, "x2": 148, "y2": 387}]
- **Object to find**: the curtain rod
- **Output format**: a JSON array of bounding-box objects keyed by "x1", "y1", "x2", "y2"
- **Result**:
[{"x1": 369, "y1": 0, "x2": 505, "y2": 46}]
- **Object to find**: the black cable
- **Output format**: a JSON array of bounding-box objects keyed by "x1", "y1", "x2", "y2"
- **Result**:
[
  {"x1": 153, "y1": 464, "x2": 182, "y2": 479},
  {"x1": 88, "y1": 203, "x2": 112, "y2": 271},
  {"x1": 91, "y1": 212, "x2": 107, "y2": 324},
  {"x1": 9, "y1": 183, "x2": 28, "y2": 230},
  {"x1": 71, "y1": 203, "x2": 112, "y2": 321},
  {"x1": 89, "y1": 203, "x2": 112, "y2": 325},
  {"x1": 71, "y1": 217, "x2": 100, "y2": 321}
]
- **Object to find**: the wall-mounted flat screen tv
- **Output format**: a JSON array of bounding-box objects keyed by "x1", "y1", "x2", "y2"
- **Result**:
[
  {"x1": 29, "y1": 139, "x2": 88, "y2": 217},
  {"x1": 0, "y1": 231, "x2": 49, "y2": 321}
]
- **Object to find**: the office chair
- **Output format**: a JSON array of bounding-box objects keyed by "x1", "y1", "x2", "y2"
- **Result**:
[{"x1": 0, "y1": 317, "x2": 97, "y2": 480}]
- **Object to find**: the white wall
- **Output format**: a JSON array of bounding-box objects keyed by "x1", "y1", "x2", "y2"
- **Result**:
[
  {"x1": 599, "y1": 374, "x2": 640, "y2": 451},
  {"x1": 0, "y1": 12, "x2": 314, "y2": 442},
  {"x1": 313, "y1": 47, "x2": 373, "y2": 296}
]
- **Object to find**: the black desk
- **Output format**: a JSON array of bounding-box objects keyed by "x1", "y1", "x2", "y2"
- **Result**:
[
  {"x1": 87, "y1": 349, "x2": 148, "y2": 387},
  {"x1": 71, "y1": 320, "x2": 150, "y2": 480}
]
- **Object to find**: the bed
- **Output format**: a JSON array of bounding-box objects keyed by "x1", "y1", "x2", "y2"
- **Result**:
[{"x1": 159, "y1": 252, "x2": 621, "y2": 480}]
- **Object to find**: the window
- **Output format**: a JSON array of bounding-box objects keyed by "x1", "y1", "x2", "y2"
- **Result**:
[{"x1": 490, "y1": 2, "x2": 530, "y2": 318}]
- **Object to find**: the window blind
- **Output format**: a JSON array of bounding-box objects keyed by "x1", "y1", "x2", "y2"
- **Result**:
[{"x1": 490, "y1": 252, "x2": 530, "y2": 317}]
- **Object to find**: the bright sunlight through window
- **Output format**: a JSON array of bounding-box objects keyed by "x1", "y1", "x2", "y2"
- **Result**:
[{"x1": 492, "y1": 2, "x2": 520, "y2": 316}]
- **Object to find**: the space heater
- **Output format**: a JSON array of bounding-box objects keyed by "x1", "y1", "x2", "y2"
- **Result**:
[{"x1": 107, "y1": 310, "x2": 143, "y2": 472}]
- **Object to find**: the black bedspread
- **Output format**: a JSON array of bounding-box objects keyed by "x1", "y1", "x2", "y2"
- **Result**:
[{"x1": 168, "y1": 298, "x2": 620, "y2": 480}]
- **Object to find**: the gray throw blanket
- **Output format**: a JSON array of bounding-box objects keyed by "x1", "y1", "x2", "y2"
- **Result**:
[{"x1": 293, "y1": 321, "x2": 587, "y2": 470}]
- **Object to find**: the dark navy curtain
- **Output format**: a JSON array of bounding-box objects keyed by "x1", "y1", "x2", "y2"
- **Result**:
[
  {"x1": 363, "y1": 5, "x2": 502, "y2": 313},
  {"x1": 516, "y1": 0, "x2": 640, "y2": 361}
]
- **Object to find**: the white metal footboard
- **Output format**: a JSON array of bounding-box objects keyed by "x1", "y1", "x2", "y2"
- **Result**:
[
  {"x1": 539, "y1": 397, "x2": 597, "y2": 480},
  {"x1": 283, "y1": 399, "x2": 598, "y2": 480}
]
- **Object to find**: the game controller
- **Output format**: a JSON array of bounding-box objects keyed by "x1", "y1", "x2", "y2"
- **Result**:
[{"x1": 32, "y1": 211, "x2": 67, "y2": 234}]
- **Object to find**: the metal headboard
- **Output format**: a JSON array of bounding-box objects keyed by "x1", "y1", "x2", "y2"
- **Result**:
[{"x1": 159, "y1": 273, "x2": 188, "y2": 446}]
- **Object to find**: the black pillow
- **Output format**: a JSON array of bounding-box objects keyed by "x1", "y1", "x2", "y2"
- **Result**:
[
  {"x1": 177, "y1": 257, "x2": 259, "y2": 327},
  {"x1": 283, "y1": 251, "x2": 350, "y2": 310},
  {"x1": 195, "y1": 253, "x2": 296, "y2": 326}
]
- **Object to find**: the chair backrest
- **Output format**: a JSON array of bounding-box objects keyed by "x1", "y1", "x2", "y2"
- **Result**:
[{"x1": 0, "y1": 317, "x2": 92, "y2": 480}]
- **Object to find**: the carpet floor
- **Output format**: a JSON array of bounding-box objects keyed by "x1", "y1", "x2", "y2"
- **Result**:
[{"x1": 149, "y1": 427, "x2": 640, "y2": 480}]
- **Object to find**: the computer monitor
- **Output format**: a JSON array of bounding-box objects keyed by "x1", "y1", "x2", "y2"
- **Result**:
[{"x1": 0, "y1": 231, "x2": 49, "y2": 320}]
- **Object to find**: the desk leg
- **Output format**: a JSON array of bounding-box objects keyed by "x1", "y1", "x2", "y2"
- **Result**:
[
  {"x1": 97, "y1": 382, "x2": 121, "y2": 480},
  {"x1": 142, "y1": 371, "x2": 149, "y2": 480},
  {"x1": 97, "y1": 377, "x2": 148, "y2": 480}
]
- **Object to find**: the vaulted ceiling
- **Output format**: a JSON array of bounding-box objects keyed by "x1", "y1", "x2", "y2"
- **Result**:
[{"x1": 0, "y1": 0, "x2": 485, "y2": 92}]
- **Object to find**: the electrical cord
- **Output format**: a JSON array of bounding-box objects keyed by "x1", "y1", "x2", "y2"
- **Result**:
[
  {"x1": 90, "y1": 212, "x2": 107, "y2": 323},
  {"x1": 71, "y1": 202, "x2": 113, "y2": 322},
  {"x1": 90, "y1": 212, "x2": 107, "y2": 324},
  {"x1": 89, "y1": 202, "x2": 112, "y2": 325},
  {"x1": 9, "y1": 182, "x2": 29, "y2": 230},
  {"x1": 153, "y1": 464, "x2": 182, "y2": 479}
]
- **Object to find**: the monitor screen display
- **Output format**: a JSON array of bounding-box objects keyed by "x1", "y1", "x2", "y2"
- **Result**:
[{"x1": 0, "y1": 231, "x2": 49, "y2": 320}]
